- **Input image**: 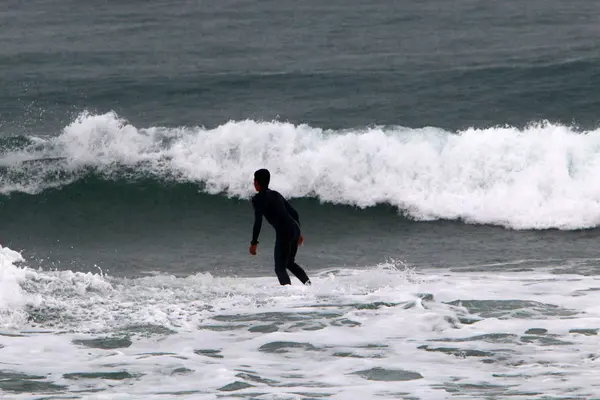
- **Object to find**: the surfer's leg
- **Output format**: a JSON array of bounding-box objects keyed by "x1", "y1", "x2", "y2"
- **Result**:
[
  {"x1": 274, "y1": 236, "x2": 292, "y2": 285},
  {"x1": 285, "y1": 238, "x2": 310, "y2": 285}
]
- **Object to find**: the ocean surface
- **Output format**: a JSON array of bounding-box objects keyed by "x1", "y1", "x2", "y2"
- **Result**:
[{"x1": 2, "y1": 0, "x2": 600, "y2": 399}]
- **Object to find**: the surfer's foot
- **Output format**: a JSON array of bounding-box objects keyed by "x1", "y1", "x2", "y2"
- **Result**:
[{"x1": 304, "y1": 279, "x2": 312, "y2": 286}]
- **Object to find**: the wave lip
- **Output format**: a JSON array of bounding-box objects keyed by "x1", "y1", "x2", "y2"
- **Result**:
[{"x1": 2, "y1": 111, "x2": 600, "y2": 230}]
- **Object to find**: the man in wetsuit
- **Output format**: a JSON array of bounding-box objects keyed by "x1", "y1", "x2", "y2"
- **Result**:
[{"x1": 249, "y1": 168, "x2": 311, "y2": 286}]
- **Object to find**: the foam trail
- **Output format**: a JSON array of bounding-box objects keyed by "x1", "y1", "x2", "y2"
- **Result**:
[
  {"x1": 1, "y1": 250, "x2": 600, "y2": 399},
  {"x1": 3, "y1": 111, "x2": 600, "y2": 229}
]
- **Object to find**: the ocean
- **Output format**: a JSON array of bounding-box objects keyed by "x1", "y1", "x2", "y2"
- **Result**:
[{"x1": 1, "y1": 0, "x2": 600, "y2": 398}]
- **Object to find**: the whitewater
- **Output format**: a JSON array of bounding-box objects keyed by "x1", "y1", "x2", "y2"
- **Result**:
[
  {"x1": 0, "y1": 245, "x2": 599, "y2": 399},
  {"x1": 2, "y1": 112, "x2": 600, "y2": 230}
]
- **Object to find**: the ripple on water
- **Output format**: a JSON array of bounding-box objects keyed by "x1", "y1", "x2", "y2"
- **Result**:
[
  {"x1": 135, "y1": 352, "x2": 181, "y2": 359},
  {"x1": 289, "y1": 392, "x2": 334, "y2": 398},
  {"x1": 525, "y1": 328, "x2": 547, "y2": 335},
  {"x1": 352, "y1": 367, "x2": 423, "y2": 382},
  {"x1": 212, "y1": 311, "x2": 343, "y2": 323},
  {"x1": 569, "y1": 328, "x2": 598, "y2": 336},
  {"x1": 418, "y1": 345, "x2": 495, "y2": 358},
  {"x1": 155, "y1": 390, "x2": 201, "y2": 396},
  {"x1": 63, "y1": 371, "x2": 140, "y2": 380},
  {"x1": 218, "y1": 381, "x2": 255, "y2": 391},
  {"x1": 446, "y1": 299, "x2": 578, "y2": 319},
  {"x1": 519, "y1": 335, "x2": 574, "y2": 346},
  {"x1": 433, "y1": 381, "x2": 517, "y2": 396},
  {"x1": 434, "y1": 333, "x2": 519, "y2": 344},
  {"x1": 248, "y1": 324, "x2": 279, "y2": 333},
  {"x1": 0, "y1": 370, "x2": 67, "y2": 394},
  {"x1": 235, "y1": 371, "x2": 279, "y2": 386},
  {"x1": 119, "y1": 324, "x2": 177, "y2": 337},
  {"x1": 206, "y1": 311, "x2": 356, "y2": 334},
  {"x1": 171, "y1": 367, "x2": 194, "y2": 376},
  {"x1": 72, "y1": 337, "x2": 132, "y2": 349},
  {"x1": 258, "y1": 341, "x2": 322, "y2": 353},
  {"x1": 194, "y1": 349, "x2": 224, "y2": 358}
]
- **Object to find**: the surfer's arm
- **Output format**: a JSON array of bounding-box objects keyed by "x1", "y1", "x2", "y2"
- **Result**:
[{"x1": 251, "y1": 197, "x2": 262, "y2": 245}]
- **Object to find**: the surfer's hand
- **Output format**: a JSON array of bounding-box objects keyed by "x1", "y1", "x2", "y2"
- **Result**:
[
  {"x1": 249, "y1": 244, "x2": 257, "y2": 255},
  {"x1": 298, "y1": 235, "x2": 304, "y2": 246}
]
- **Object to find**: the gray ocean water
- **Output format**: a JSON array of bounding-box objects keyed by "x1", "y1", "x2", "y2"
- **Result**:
[
  {"x1": 2, "y1": 1, "x2": 600, "y2": 399},
  {"x1": 2, "y1": 0, "x2": 600, "y2": 276}
]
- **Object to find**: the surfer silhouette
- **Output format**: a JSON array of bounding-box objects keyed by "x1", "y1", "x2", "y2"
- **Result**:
[{"x1": 249, "y1": 168, "x2": 311, "y2": 286}]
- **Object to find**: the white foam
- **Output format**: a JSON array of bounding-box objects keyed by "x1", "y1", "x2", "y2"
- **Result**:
[
  {"x1": 4, "y1": 111, "x2": 600, "y2": 229},
  {"x1": 0, "y1": 246, "x2": 114, "y2": 330},
  {"x1": 2, "y1": 250, "x2": 600, "y2": 399},
  {"x1": 0, "y1": 246, "x2": 28, "y2": 326}
]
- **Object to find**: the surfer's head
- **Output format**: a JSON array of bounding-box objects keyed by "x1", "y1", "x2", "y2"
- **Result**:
[{"x1": 254, "y1": 168, "x2": 270, "y2": 191}]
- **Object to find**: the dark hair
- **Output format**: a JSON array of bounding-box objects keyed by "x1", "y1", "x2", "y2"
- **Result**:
[{"x1": 254, "y1": 168, "x2": 270, "y2": 188}]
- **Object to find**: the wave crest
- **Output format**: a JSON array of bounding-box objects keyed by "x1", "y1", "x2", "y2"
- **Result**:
[{"x1": 2, "y1": 111, "x2": 600, "y2": 230}]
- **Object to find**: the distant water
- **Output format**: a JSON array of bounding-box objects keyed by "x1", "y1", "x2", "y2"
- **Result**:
[{"x1": 1, "y1": 0, "x2": 600, "y2": 398}]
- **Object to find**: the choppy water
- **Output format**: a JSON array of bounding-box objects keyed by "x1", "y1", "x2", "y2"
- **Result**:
[
  {"x1": 2, "y1": 0, "x2": 600, "y2": 398},
  {"x1": 2, "y1": 248, "x2": 600, "y2": 398}
]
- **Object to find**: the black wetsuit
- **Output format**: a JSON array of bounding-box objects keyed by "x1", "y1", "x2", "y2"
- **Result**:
[{"x1": 251, "y1": 188, "x2": 310, "y2": 285}]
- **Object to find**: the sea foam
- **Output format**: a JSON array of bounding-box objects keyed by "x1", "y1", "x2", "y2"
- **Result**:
[{"x1": 2, "y1": 111, "x2": 600, "y2": 229}]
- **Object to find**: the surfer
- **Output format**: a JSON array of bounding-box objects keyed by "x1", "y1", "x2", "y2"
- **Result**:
[{"x1": 249, "y1": 168, "x2": 311, "y2": 286}]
